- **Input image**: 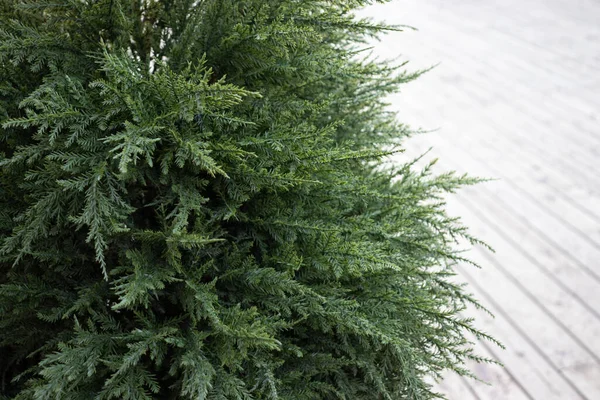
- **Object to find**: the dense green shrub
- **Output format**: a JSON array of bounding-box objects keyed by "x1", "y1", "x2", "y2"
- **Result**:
[{"x1": 0, "y1": 0, "x2": 497, "y2": 398}]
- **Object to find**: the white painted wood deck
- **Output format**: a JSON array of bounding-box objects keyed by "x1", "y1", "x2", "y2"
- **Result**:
[{"x1": 362, "y1": 1, "x2": 600, "y2": 399}]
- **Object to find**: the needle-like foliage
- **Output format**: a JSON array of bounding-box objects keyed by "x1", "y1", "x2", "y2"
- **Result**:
[{"x1": 0, "y1": 1, "x2": 498, "y2": 399}]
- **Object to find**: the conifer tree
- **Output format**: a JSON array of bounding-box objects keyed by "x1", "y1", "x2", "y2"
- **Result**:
[{"x1": 0, "y1": 1, "x2": 498, "y2": 399}]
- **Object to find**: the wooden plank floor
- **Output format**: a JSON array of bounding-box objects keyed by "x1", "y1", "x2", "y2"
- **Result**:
[{"x1": 362, "y1": 1, "x2": 600, "y2": 399}]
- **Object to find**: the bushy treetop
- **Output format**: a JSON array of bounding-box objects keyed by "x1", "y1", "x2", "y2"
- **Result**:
[{"x1": 0, "y1": 1, "x2": 497, "y2": 399}]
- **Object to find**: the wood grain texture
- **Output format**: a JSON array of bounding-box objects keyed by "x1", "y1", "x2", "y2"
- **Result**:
[{"x1": 361, "y1": 0, "x2": 600, "y2": 398}]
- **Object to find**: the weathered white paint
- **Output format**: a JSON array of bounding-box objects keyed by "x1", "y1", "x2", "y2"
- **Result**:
[{"x1": 362, "y1": 0, "x2": 600, "y2": 398}]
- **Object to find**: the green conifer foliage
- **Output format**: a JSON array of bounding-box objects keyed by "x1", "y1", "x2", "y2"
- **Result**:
[{"x1": 0, "y1": 1, "x2": 498, "y2": 398}]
